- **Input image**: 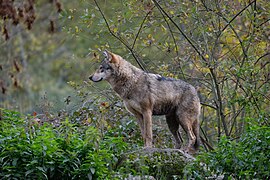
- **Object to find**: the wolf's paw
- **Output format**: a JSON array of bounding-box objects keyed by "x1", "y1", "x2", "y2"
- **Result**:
[
  {"x1": 174, "y1": 144, "x2": 182, "y2": 149},
  {"x1": 143, "y1": 144, "x2": 154, "y2": 150},
  {"x1": 183, "y1": 146, "x2": 197, "y2": 155}
]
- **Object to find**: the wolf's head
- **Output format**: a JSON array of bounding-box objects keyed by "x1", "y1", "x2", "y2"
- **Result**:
[{"x1": 89, "y1": 50, "x2": 120, "y2": 82}]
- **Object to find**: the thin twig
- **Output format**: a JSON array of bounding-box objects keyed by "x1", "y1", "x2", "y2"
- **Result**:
[
  {"x1": 132, "y1": 8, "x2": 153, "y2": 49},
  {"x1": 228, "y1": 106, "x2": 245, "y2": 136},
  {"x1": 200, "y1": 135, "x2": 214, "y2": 151},
  {"x1": 209, "y1": 68, "x2": 229, "y2": 137},
  {"x1": 93, "y1": 0, "x2": 147, "y2": 71},
  {"x1": 156, "y1": 6, "x2": 179, "y2": 55},
  {"x1": 200, "y1": 102, "x2": 217, "y2": 110},
  {"x1": 219, "y1": 1, "x2": 255, "y2": 38},
  {"x1": 152, "y1": 0, "x2": 207, "y2": 63},
  {"x1": 254, "y1": 52, "x2": 270, "y2": 65}
]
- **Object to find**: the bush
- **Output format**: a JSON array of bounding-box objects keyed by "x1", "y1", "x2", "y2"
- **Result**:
[
  {"x1": 184, "y1": 125, "x2": 270, "y2": 179},
  {"x1": 2, "y1": 108, "x2": 269, "y2": 179},
  {"x1": 0, "y1": 109, "x2": 128, "y2": 179}
]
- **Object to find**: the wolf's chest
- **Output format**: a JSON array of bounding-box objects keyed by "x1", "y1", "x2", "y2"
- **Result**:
[{"x1": 123, "y1": 99, "x2": 143, "y2": 115}]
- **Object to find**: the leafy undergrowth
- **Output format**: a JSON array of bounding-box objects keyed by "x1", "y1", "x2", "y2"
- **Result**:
[
  {"x1": 0, "y1": 109, "x2": 130, "y2": 179},
  {"x1": 184, "y1": 125, "x2": 270, "y2": 179},
  {"x1": 0, "y1": 108, "x2": 179, "y2": 179},
  {"x1": 1, "y1": 108, "x2": 269, "y2": 179}
]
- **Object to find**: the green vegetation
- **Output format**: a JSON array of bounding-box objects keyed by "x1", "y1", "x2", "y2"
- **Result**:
[
  {"x1": 185, "y1": 125, "x2": 270, "y2": 179},
  {"x1": 0, "y1": 109, "x2": 128, "y2": 179},
  {"x1": 1, "y1": 109, "x2": 269, "y2": 179},
  {"x1": 0, "y1": 0, "x2": 269, "y2": 179},
  {"x1": 0, "y1": 109, "x2": 190, "y2": 179}
]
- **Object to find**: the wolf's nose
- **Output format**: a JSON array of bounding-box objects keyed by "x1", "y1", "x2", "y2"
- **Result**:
[{"x1": 89, "y1": 76, "x2": 93, "y2": 81}]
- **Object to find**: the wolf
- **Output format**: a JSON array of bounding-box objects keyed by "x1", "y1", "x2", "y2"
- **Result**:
[{"x1": 89, "y1": 50, "x2": 201, "y2": 153}]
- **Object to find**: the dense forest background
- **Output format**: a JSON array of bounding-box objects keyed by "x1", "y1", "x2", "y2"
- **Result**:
[{"x1": 0, "y1": 0, "x2": 269, "y2": 179}]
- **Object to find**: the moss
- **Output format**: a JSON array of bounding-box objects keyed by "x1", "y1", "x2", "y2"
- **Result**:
[{"x1": 117, "y1": 148, "x2": 194, "y2": 179}]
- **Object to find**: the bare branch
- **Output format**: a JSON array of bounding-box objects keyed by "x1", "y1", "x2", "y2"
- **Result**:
[
  {"x1": 218, "y1": 1, "x2": 255, "y2": 37},
  {"x1": 254, "y1": 52, "x2": 270, "y2": 65},
  {"x1": 152, "y1": 0, "x2": 208, "y2": 63},
  {"x1": 229, "y1": 106, "x2": 245, "y2": 136},
  {"x1": 155, "y1": 5, "x2": 179, "y2": 55},
  {"x1": 200, "y1": 135, "x2": 214, "y2": 151},
  {"x1": 132, "y1": 8, "x2": 153, "y2": 49},
  {"x1": 200, "y1": 102, "x2": 217, "y2": 110},
  {"x1": 93, "y1": 0, "x2": 147, "y2": 72},
  {"x1": 209, "y1": 68, "x2": 229, "y2": 137}
]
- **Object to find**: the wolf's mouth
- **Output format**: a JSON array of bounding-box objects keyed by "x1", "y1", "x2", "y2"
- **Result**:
[
  {"x1": 93, "y1": 78, "x2": 103, "y2": 82},
  {"x1": 89, "y1": 76, "x2": 103, "y2": 82}
]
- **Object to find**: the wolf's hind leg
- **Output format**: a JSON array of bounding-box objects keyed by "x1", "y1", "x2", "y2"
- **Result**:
[
  {"x1": 166, "y1": 113, "x2": 183, "y2": 149},
  {"x1": 176, "y1": 113, "x2": 197, "y2": 153},
  {"x1": 192, "y1": 118, "x2": 200, "y2": 150}
]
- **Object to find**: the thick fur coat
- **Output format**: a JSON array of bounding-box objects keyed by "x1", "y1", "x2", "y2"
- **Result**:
[{"x1": 90, "y1": 51, "x2": 200, "y2": 153}]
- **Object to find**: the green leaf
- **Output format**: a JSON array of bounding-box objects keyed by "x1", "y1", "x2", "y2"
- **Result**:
[
  {"x1": 25, "y1": 169, "x2": 34, "y2": 177},
  {"x1": 90, "y1": 167, "x2": 95, "y2": 174}
]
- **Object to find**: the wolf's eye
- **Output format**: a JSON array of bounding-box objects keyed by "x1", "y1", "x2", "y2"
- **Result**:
[{"x1": 99, "y1": 66, "x2": 104, "y2": 72}]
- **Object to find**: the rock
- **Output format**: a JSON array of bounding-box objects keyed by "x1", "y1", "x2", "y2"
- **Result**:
[{"x1": 116, "y1": 148, "x2": 195, "y2": 179}]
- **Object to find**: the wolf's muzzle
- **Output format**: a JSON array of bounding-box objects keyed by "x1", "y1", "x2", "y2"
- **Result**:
[{"x1": 89, "y1": 75, "x2": 103, "y2": 82}]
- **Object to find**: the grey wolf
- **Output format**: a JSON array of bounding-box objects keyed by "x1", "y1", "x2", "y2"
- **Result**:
[{"x1": 89, "y1": 50, "x2": 200, "y2": 153}]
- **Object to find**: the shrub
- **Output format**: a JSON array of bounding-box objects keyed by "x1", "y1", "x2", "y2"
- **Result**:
[
  {"x1": 184, "y1": 125, "x2": 270, "y2": 179},
  {"x1": 0, "y1": 108, "x2": 128, "y2": 179}
]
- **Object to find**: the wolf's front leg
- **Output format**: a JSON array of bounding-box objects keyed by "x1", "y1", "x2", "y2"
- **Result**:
[
  {"x1": 124, "y1": 103, "x2": 146, "y2": 142},
  {"x1": 133, "y1": 113, "x2": 145, "y2": 140},
  {"x1": 142, "y1": 110, "x2": 153, "y2": 148}
]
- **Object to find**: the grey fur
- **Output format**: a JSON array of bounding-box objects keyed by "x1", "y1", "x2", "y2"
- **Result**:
[{"x1": 89, "y1": 51, "x2": 200, "y2": 153}]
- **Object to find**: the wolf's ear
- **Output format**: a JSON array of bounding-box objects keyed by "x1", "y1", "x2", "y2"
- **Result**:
[
  {"x1": 103, "y1": 50, "x2": 119, "y2": 64},
  {"x1": 103, "y1": 50, "x2": 111, "y2": 60}
]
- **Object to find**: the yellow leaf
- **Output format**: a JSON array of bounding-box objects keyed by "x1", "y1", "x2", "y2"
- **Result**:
[{"x1": 75, "y1": 26, "x2": 79, "y2": 33}]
